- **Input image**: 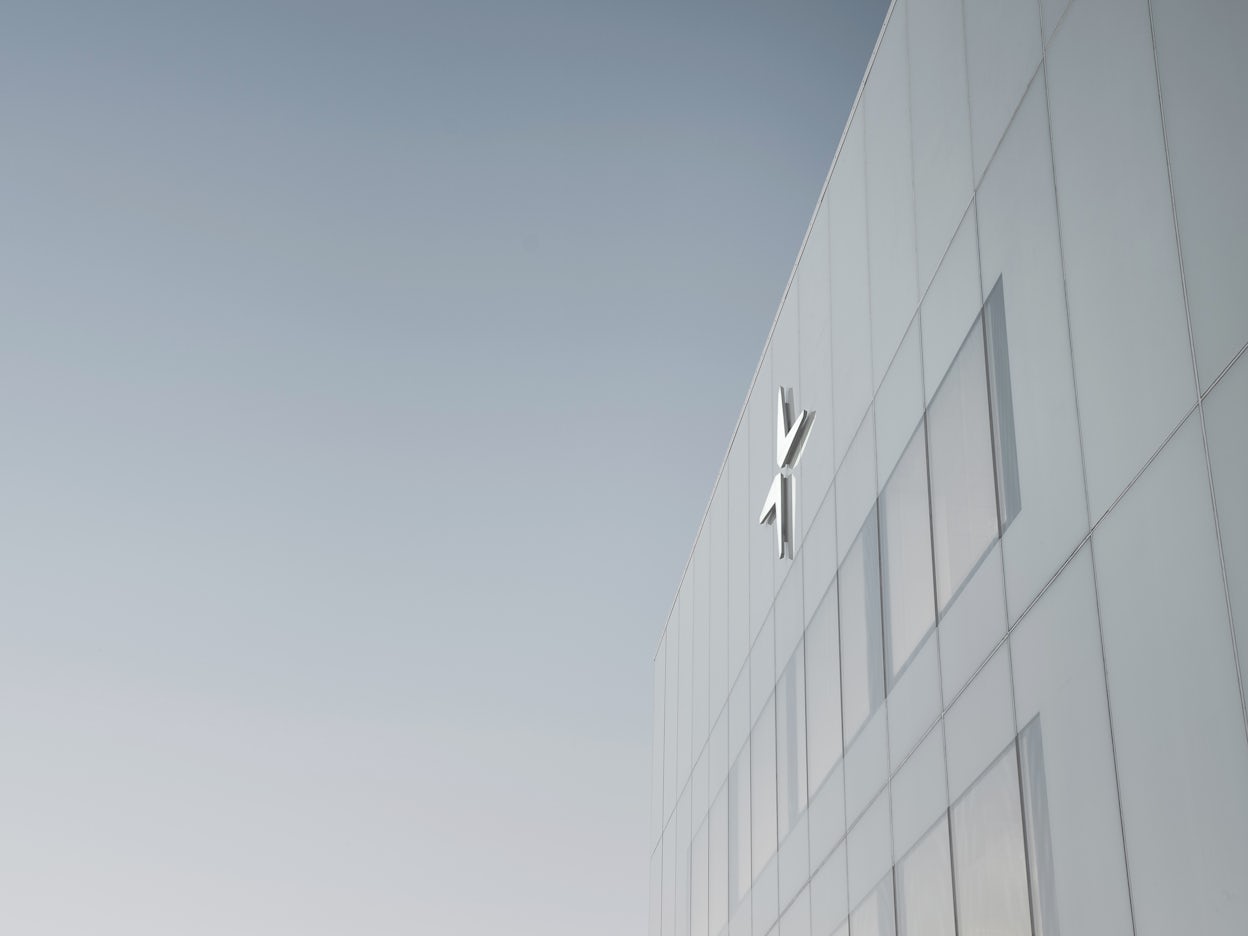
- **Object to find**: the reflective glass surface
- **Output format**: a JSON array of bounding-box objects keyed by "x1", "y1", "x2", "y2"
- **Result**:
[
  {"x1": 1018, "y1": 720, "x2": 1057, "y2": 936},
  {"x1": 849, "y1": 874, "x2": 897, "y2": 936},
  {"x1": 777, "y1": 645, "x2": 808, "y2": 839},
  {"x1": 895, "y1": 817, "x2": 956, "y2": 936},
  {"x1": 804, "y1": 583, "x2": 842, "y2": 792},
  {"x1": 709, "y1": 784, "x2": 729, "y2": 936},
  {"x1": 928, "y1": 321, "x2": 998, "y2": 611},
  {"x1": 879, "y1": 424, "x2": 936, "y2": 685},
  {"x1": 1010, "y1": 547, "x2": 1132, "y2": 936},
  {"x1": 1047, "y1": 0, "x2": 1195, "y2": 518},
  {"x1": 692, "y1": 818, "x2": 709, "y2": 936},
  {"x1": 751, "y1": 697, "x2": 779, "y2": 876},
  {"x1": 863, "y1": 0, "x2": 918, "y2": 386},
  {"x1": 839, "y1": 510, "x2": 884, "y2": 742},
  {"x1": 950, "y1": 748, "x2": 1032, "y2": 936},
  {"x1": 729, "y1": 744, "x2": 751, "y2": 908}
]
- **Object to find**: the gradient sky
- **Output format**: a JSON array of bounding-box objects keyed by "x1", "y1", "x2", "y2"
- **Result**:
[{"x1": 0, "y1": 2, "x2": 887, "y2": 933}]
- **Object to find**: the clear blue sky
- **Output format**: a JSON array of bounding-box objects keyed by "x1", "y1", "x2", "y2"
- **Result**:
[{"x1": 0, "y1": 2, "x2": 887, "y2": 932}]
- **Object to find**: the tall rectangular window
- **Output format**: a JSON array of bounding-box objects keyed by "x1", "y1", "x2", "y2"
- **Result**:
[
  {"x1": 691, "y1": 819, "x2": 709, "y2": 936},
  {"x1": 950, "y1": 746, "x2": 1033, "y2": 936},
  {"x1": 805, "y1": 581, "x2": 842, "y2": 791},
  {"x1": 709, "y1": 785, "x2": 728, "y2": 936},
  {"x1": 750, "y1": 697, "x2": 778, "y2": 876},
  {"x1": 880, "y1": 423, "x2": 937, "y2": 685},
  {"x1": 895, "y1": 816, "x2": 956, "y2": 936},
  {"x1": 1019, "y1": 719, "x2": 1060, "y2": 936},
  {"x1": 777, "y1": 645, "x2": 808, "y2": 840},
  {"x1": 928, "y1": 321, "x2": 999, "y2": 611},
  {"x1": 839, "y1": 509, "x2": 885, "y2": 743},
  {"x1": 728, "y1": 745, "x2": 751, "y2": 908},
  {"x1": 850, "y1": 873, "x2": 897, "y2": 936},
  {"x1": 984, "y1": 277, "x2": 1021, "y2": 530}
]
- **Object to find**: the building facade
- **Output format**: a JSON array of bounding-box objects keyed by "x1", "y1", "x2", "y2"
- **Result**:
[{"x1": 648, "y1": 0, "x2": 1248, "y2": 934}]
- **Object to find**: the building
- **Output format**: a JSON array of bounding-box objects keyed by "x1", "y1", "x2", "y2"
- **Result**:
[{"x1": 648, "y1": 0, "x2": 1248, "y2": 934}]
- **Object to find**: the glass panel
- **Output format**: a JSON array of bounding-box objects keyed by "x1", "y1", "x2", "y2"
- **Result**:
[
  {"x1": 751, "y1": 614, "x2": 775, "y2": 729},
  {"x1": 963, "y1": 0, "x2": 1042, "y2": 179},
  {"x1": 1152, "y1": 0, "x2": 1248, "y2": 390},
  {"x1": 879, "y1": 424, "x2": 936, "y2": 685},
  {"x1": 928, "y1": 321, "x2": 998, "y2": 611},
  {"x1": 1092, "y1": 415, "x2": 1248, "y2": 934},
  {"x1": 729, "y1": 666, "x2": 750, "y2": 763},
  {"x1": 663, "y1": 828, "x2": 677, "y2": 936},
  {"x1": 1019, "y1": 719, "x2": 1059, "y2": 936},
  {"x1": 976, "y1": 79, "x2": 1089, "y2": 624},
  {"x1": 676, "y1": 792, "x2": 691, "y2": 936},
  {"x1": 777, "y1": 645, "x2": 808, "y2": 840},
  {"x1": 829, "y1": 111, "x2": 872, "y2": 469},
  {"x1": 895, "y1": 817, "x2": 956, "y2": 936},
  {"x1": 907, "y1": 0, "x2": 973, "y2": 292},
  {"x1": 849, "y1": 874, "x2": 896, "y2": 936},
  {"x1": 709, "y1": 784, "x2": 728, "y2": 936},
  {"x1": 839, "y1": 510, "x2": 884, "y2": 743},
  {"x1": 729, "y1": 744, "x2": 751, "y2": 909},
  {"x1": 1047, "y1": 0, "x2": 1195, "y2": 518},
  {"x1": 805, "y1": 582, "x2": 842, "y2": 792},
  {"x1": 692, "y1": 818, "x2": 709, "y2": 936},
  {"x1": 650, "y1": 842, "x2": 663, "y2": 936},
  {"x1": 950, "y1": 746, "x2": 1032, "y2": 936},
  {"x1": 863, "y1": 0, "x2": 918, "y2": 385},
  {"x1": 1010, "y1": 547, "x2": 1132, "y2": 936},
  {"x1": 751, "y1": 696, "x2": 779, "y2": 877},
  {"x1": 983, "y1": 278, "x2": 1021, "y2": 528}
]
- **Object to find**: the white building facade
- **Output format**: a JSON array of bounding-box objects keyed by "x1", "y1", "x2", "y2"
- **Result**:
[{"x1": 648, "y1": 0, "x2": 1248, "y2": 934}]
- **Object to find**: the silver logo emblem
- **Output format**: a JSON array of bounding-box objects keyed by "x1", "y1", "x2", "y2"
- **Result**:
[{"x1": 759, "y1": 387, "x2": 815, "y2": 559}]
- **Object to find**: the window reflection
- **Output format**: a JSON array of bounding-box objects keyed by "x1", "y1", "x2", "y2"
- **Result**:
[
  {"x1": 928, "y1": 321, "x2": 999, "y2": 611},
  {"x1": 709, "y1": 785, "x2": 728, "y2": 936},
  {"x1": 850, "y1": 873, "x2": 897, "y2": 936},
  {"x1": 750, "y1": 697, "x2": 778, "y2": 876},
  {"x1": 895, "y1": 817, "x2": 956, "y2": 936},
  {"x1": 728, "y1": 744, "x2": 751, "y2": 908},
  {"x1": 839, "y1": 510, "x2": 885, "y2": 742},
  {"x1": 1020, "y1": 719, "x2": 1059, "y2": 936},
  {"x1": 805, "y1": 582, "x2": 842, "y2": 791},
  {"x1": 950, "y1": 746, "x2": 1033, "y2": 936},
  {"x1": 984, "y1": 278, "x2": 1022, "y2": 529},
  {"x1": 691, "y1": 819, "x2": 709, "y2": 936},
  {"x1": 777, "y1": 646, "x2": 808, "y2": 839},
  {"x1": 880, "y1": 424, "x2": 937, "y2": 685}
]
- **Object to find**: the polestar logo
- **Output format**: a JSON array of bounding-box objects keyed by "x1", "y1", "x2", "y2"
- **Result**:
[{"x1": 758, "y1": 387, "x2": 815, "y2": 559}]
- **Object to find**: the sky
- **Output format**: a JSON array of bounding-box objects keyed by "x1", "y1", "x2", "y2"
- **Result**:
[{"x1": 0, "y1": 2, "x2": 888, "y2": 933}]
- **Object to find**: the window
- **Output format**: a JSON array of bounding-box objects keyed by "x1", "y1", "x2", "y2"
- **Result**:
[
  {"x1": 895, "y1": 817, "x2": 957, "y2": 936},
  {"x1": 728, "y1": 745, "x2": 751, "y2": 908},
  {"x1": 984, "y1": 277, "x2": 1021, "y2": 530},
  {"x1": 928, "y1": 321, "x2": 1000, "y2": 611},
  {"x1": 850, "y1": 873, "x2": 897, "y2": 936},
  {"x1": 950, "y1": 746, "x2": 1033, "y2": 936},
  {"x1": 1019, "y1": 719, "x2": 1059, "y2": 936},
  {"x1": 777, "y1": 645, "x2": 808, "y2": 839},
  {"x1": 805, "y1": 583, "x2": 843, "y2": 791},
  {"x1": 839, "y1": 509, "x2": 885, "y2": 742},
  {"x1": 880, "y1": 423, "x2": 937, "y2": 685},
  {"x1": 691, "y1": 819, "x2": 709, "y2": 936},
  {"x1": 750, "y1": 697, "x2": 778, "y2": 876},
  {"x1": 709, "y1": 785, "x2": 728, "y2": 936}
]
